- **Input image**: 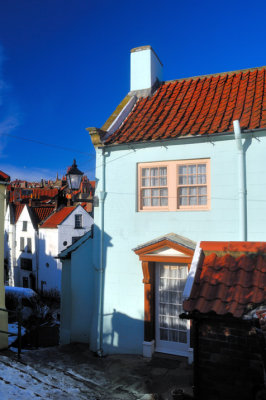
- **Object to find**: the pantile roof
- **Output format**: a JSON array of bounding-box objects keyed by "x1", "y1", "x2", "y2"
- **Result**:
[
  {"x1": 105, "y1": 67, "x2": 266, "y2": 145},
  {"x1": 30, "y1": 206, "x2": 55, "y2": 227},
  {"x1": 183, "y1": 241, "x2": 266, "y2": 318},
  {"x1": 40, "y1": 206, "x2": 75, "y2": 228},
  {"x1": 0, "y1": 170, "x2": 10, "y2": 182},
  {"x1": 13, "y1": 204, "x2": 25, "y2": 223}
]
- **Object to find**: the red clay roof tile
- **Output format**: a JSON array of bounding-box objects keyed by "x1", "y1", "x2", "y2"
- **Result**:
[
  {"x1": 40, "y1": 206, "x2": 75, "y2": 228},
  {"x1": 105, "y1": 67, "x2": 266, "y2": 145},
  {"x1": 183, "y1": 241, "x2": 266, "y2": 318}
]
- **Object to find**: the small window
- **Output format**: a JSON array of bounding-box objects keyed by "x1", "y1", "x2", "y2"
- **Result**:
[
  {"x1": 21, "y1": 258, "x2": 32, "y2": 271},
  {"x1": 75, "y1": 214, "x2": 83, "y2": 229},
  {"x1": 20, "y1": 237, "x2": 25, "y2": 251},
  {"x1": 27, "y1": 238, "x2": 32, "y2": 253},
  {"x1": 72, "y1": 237, "x2": 80, "y2": 244},
  {"x1": 22, "y1": 277, "x2": 29, "y2": 288},
  {"x1": 22, "y1": 221, "x2": 27, "y2": 231}
]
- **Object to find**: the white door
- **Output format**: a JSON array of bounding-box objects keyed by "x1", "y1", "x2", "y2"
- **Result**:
[{"x1": 155, "y1": 262, "x2": 190, "y2": 356}]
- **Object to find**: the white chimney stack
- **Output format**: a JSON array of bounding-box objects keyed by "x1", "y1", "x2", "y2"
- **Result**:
[{"x1": 130, "y1": 45, "x2": 163, "y2": 92}]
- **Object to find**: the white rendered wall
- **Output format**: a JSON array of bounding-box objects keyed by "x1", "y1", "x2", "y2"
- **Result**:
[
  {"x1": 15, "y1": 207, "x2": 37, "y2": 289},
  {"x1": 38, "y1": 228, "x2": 60, "y2": 292},
  {"x1": 58, "y1": 206, "x2": 93, "y2": 253}
]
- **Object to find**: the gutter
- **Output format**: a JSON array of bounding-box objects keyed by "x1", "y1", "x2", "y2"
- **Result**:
[
  {"x1": 101, "y1": 126, "x2": 266, "y2": 150},
  {"x1": 97, "y1": 148, "x2": 106, "y2": 356},
  {"x1": 233, "y1": 120, "x2": 247, "y2": 241}
]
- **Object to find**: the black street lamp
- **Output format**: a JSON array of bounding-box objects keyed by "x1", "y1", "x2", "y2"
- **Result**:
[{"x1": 66, "y1": 159, "x2": 84, "y2": 190}]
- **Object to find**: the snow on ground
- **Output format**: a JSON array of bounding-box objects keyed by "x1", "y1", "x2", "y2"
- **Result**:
[
  {"x1": 0, "y1": 354, "x2": 100, "y2": 400},
  {"x1": 0, "y1": 344, "x2": 193, "y2": 400},
  {"x1": 8, "y1": 323, "x2": 26, "y2": 347}
]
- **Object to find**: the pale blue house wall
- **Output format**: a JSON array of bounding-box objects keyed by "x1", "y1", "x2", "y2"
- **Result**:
[{"x1": 90, "y1": 131, "x2": 266, "y2": 354}]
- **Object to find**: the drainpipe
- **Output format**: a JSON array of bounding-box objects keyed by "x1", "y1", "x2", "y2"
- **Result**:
[
  {"x1": 233, "y1": 120, "x2": 247, "y2": 241},
  {"x1": 97, "y1": 148, "x2": 106, "y2": 356}
]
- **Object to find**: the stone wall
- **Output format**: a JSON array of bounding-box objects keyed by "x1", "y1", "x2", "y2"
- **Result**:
[{"x1": 196, "y1": 318, "x2": 265, "y2": 400}]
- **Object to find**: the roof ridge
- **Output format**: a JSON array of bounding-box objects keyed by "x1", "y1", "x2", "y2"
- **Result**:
[{"x1": 164, "y1": 65, "x2": 266, "y2": 85}]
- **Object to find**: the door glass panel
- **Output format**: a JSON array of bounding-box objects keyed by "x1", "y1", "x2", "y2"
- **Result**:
[{"x1": 158, "y1": 264, "x2": 188, "y2": 344}]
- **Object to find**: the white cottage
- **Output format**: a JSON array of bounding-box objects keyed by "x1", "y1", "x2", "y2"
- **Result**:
[{"x1": 39, "y1": 205, "x2": 93, "y2": 293}]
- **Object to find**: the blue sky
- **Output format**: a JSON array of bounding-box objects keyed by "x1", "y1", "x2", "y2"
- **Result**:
[{"x1": 0, "y1": 0, "x2": 266, "y2": 181}]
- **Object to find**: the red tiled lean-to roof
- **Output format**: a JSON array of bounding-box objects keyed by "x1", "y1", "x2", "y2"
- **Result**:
[
  {"x1": 40, "y1": 206, "x2": 75, "y2": 228},
  {"x1": 31, "y1": 206, "x2": 55, "y2": 224},
  {"x1": 13, "y1": 204, "x2": 25, "y2": 223},
  {"x1": 183, "y1": 241, "x2": 266, "y2": 318},
  {"x1": 105, "y1": 67, "x2": 266, "y2": 144}
]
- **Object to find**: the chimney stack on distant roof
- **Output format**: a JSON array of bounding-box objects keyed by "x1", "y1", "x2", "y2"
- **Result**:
[{"x1": 130, "y1": 45, "x2": 163, "y2": 92}]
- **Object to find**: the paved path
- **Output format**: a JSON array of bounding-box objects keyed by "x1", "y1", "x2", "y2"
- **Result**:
[{"x1": 0, "y1": 344, "x2": 193, "y2": 399}]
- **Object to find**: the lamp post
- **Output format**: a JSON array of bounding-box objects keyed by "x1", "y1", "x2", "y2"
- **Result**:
[{"x1": 66, "y1": 159, "x2": 83, "y2": 190}]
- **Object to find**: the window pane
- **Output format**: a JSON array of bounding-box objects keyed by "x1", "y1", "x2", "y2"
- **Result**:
[
  {"x1": 160, "y1": 167, "x2": 167, "y2": 176},
  {"x1": 151, "y1": 168, "x2": 158, "y2": 177},
  {"x1": 160, "y1": 329, "x2": 168, "y2": 340},
  {"x1": 179, "y1": 187, "x2": 188, "y2": 195},
  {"x1": 199, "y1": 196, "x2": 207, "y2": 205},
  {"x1": 169, "y1": 330, "x2": 179, "y2": 342},
  {"x1": 179, "y1": 331, "x2": 187, "y2": 343},
  {"x1": 180, "y1": 197, "x2": 188, "y2": 205},
  {"x1": 142, "y1": 168, "x2": 149, "y2": 177},
  {"x1": 142, "y1": 189, "x2": 151, "y2": 197},
  {"x1": 160, "y1": 197, "x2": 168, "y2": 206},
  {"x1": 160, "y1": 264, "x2": 167, "y2": 277},
  {"x1": 179, "y1": 165, "x2": 187, "y2": 174},
  {"x1": 188, "y1": 175, "x2": 196, "y2": 184},
  {"x1": 198, "y1": 186, "x2": 207, "y2": 195},
  {"x1": 198, "y1": 174, "x2": 206, "y2": 184},
  {"x1": 152, "y1": 188, "x2": 159, "y2": 196},
  {"x1": 160, "y1": 188, "x2": 168, "y2": 196},
  {"x1": 189, "y1": 196, "x2": 197, "y2": 205},
  {"x1": 151, "y1": 178, "x2": 159, "y2": 186},
  {"x1": 160, "y1": 177, "x2": 167, "y2": 185},
  {"x1": 189, "y1": 187, "x2": 197, "y2": 195},
  {"x1": 198, "y1": 164, "x2": 206, "y2": 173},
  {"x1": 179, "y1": 176, "x2": 187, "y2": 184},
  {"x1": 142, "y1": 178, "x2": 150, "y2": 187},
  {"x1": 188, "y1": 164, "x2": 196, "y2": 174},
  {"x1": 142, "y1": 198, "x2": 151, "y2": 206},
  {"x1": 151, "y1": 197, "x2": 159, "y2": 206}
]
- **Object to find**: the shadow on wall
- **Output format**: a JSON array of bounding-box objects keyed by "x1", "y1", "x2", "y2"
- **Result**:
[
  {"x1": 103, "y1": 309, "x2": 143, "y2": 353},
  {"x1": 15, "y1": 237, "x2": 57, "y2": 294},
  {"x1": 38, "y1": 237, "x2": 61, "y2": 294}
]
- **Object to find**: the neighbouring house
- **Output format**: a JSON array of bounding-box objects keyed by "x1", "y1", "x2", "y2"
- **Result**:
[
  {"x1": 61, "y1": 45, "x2": 266, "y2": 361},
  {"x1": 182, "y1": 241, "x2": 266, "y2": 400},
  {"x1": 0, "y1": 170, "x2": 10, "y2": 349},
  {"x1": 39, "y1": 205, "x2": 93, "y2": 293},
  {"x1": 5, "y1": 204, "x2": 54, "y2": 288}
]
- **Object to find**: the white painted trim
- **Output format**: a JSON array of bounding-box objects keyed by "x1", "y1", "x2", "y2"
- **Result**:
[
  {"x1": 183, "y1": 241, "x2": 202, "y2": 300},
  {"x1": 106, "y1": 96, "x2": 137, "y2": 135}
]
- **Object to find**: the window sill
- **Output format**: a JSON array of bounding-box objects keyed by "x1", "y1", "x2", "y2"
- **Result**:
[{"x1": 138, "y1": 208, "x2": 210, "y2": 212}]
